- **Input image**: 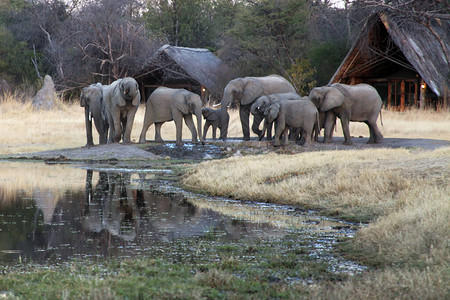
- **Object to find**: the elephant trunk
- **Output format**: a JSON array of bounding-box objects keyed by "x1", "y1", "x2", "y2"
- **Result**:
[
  {"x1": 195, "y1": 108, "x2": 204, "y2": 145},
  {"x1": 250, "y1": 103, "x2": 258, "y2": 115},
  {"x1": 219, "y1": 95, "x2": 232, "y2": 140}
]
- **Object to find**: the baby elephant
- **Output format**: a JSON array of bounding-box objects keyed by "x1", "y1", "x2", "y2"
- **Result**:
[
  {"x1": 201, "y1": 107, "x2": 229, "y2": 140},
  {"x1": 266, "y1": 99, "x2": 319, "y2": 147}
]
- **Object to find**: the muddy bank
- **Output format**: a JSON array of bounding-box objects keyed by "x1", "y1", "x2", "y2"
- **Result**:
[{"x1": 2, "y1": 137, "x2": 449, "y2": 163}]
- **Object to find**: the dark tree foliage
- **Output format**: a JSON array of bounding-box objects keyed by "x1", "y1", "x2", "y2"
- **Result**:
[
  {"x1": 3, "y1": 0, "x2": 446, "y2": 96},
  {"x1": 144, "y1": 0, "x2": 236, "y2": 49},
  {"x1": 221, "y1": 0, "x2": 311, "y2": 77},
  {"x1": 0, "y1": 26, "x2": 38, "y2": 85}
]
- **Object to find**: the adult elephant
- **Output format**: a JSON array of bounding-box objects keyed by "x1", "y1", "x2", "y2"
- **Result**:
[
  {"x1": 80, "y1": 83, "x2": 108, "y2": 147},
  {"x1": 251, "y1": 92, "x2": 303, "y2": 140},
  {"x1": 308, "y1": 83, "x2": 383, "y2": 145},
  {"x1": 139, "y1": 87, "x2": 204, "y2": 146},
  {"x1": 103, "y1": 77, "x2": 140, "y2": 144},
  {"x1": 219, "y1": 75, "x2": 296, "y2": 140}
]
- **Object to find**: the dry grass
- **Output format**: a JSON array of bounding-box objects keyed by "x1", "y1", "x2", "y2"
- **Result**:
[
  {"x1": 183, "y1": 146, "x2": 449, "y2": 299},
  {"x1": 183, "y1": 147, "x2": 449, "y2": 219},
  {"x1": 184, "y1": 146, "x2": 450, "y2": 299},
  {"x1": 310, "y1": 265, "x2": 449, "y2": 300}
]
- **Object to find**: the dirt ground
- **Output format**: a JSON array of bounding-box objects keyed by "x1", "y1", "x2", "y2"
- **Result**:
[{"x1": 3, "y1": 136, "x2": 449, "y2": 165}]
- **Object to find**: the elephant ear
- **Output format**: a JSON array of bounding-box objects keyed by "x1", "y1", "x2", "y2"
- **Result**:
[
  {"x1": 267, "y1": 102, "x2": 280, "y2": 124},
  {"x1": 117, "y1": 80, "x2": 127, "y2": 107},
  {"x1": 173, "y1": 93, "x2": 189, "y2": 115},
  {"x1": 132, "y1": 86, "x2": 140, "y2": 106},
  {"x1": 241, "y1": 79, "x2": 264, "y2": 106},
  {"x1": 202, "y1": 108, "x2": 215, "y2": 120},
  {"x1": 80, "y1": 87, "x2": 87, "y2": 107},
  {"x1": 321, "y1": 87, "x2": 345, "y2": 112}
]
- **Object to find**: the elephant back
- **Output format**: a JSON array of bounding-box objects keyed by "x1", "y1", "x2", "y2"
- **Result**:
[{"x1": 148, "y1": 87, "x2": 176, "y2": 122}]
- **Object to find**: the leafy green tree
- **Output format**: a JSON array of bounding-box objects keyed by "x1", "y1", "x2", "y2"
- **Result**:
[
  {"x1": 308, "y1": 40, "x2": 348, "y2": 86},
  {"x1": 287, "y1": 58, "x2": 316, "y2": 96},
  {"x1": 224, "y1": 0, "x2": 310, "y2": 76},
  {"x1": 145, "y1": 0, "x2": 235, "y2": 49},
  {"x1": 0, "y1": 26, "x2": 38, "y2": 84}
]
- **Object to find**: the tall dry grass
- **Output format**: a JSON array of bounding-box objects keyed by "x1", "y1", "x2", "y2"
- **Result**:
[
  {"x1": 184, "y1": 146, "x2": 450, "y2": 299},
  {"x1": 183, "y1": 145, "x2": 449, "y2": 298},
  {"x1": 1, "y1": 91, "x2": 449, "y2": 154}
]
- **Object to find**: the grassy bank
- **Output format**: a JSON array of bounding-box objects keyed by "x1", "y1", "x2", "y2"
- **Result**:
[
  {"x1": 1, "y1": 232, "x2": 348, "y2": 299},
  {"x1": 182, "y1": 147, "x2": 450, "y2": 298}
]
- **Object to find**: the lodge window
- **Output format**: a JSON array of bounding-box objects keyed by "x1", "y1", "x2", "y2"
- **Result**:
[{"x1": 388, "y1": 79, "x2": 417, "y2": 110}]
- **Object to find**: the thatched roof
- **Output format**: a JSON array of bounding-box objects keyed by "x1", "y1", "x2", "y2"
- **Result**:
[
  {"x1": 136, "y1": 44, "x2": 231, "y2": 92},
  {"x1": 330, "y1": 13, "x2": 450, "y2": 98}
]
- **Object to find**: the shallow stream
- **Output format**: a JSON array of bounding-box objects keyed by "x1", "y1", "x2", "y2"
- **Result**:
[{"x1": 0, "y1": 161, "x2": 366, "y2": 276}]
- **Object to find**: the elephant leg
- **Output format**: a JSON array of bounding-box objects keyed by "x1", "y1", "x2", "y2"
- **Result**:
[
  {"x1": 102, "y1": 120, "x2": 109, "y2": 145},
  {"x1": 365, "y1": 121, "x2": 375, "y2": 144},
  {"x1": 220, "y1": 118, "x2": 228, "y2": 141},
  {"x1": 251, "y1": 113, "x2": 263, "y2": 138},
  {"x1": 203, "y1": 123, "x2": 209, "y2": 140},
  {"x1": 281, "y1": 127, "x2": 289, "y2": 146},
  {"x1": 106, "y1": 109, "x2": 116, "y2": 144},
  {"x1": 273, "y1": 121, "x2": 284, "y2": 147},
  {"x1": 323, "y1": 112, "x2": 335, "y2": 143},
  {"x1": 366, "y1": 118, "x2": 383, "y2": 144},
  {"x1": 239, "y1": 104, "x2": 251, "y2": 140},
  {"x1": 289, "y1": 127, "x2": 300, "y2": 141},
  {"x1": 154, "y1": 122, "x2": 164, "y2": 143},
  {"x1": 123, "y1": 109, "x2": 137, "y2": 144},
  {"x1": 184, "y1": 114, "x2": 198, "y2": 143},
  {"x1": 85, "y1": 107, "x2": 94, "y2": 147},
  {"x1": 258, "y1": 120, "x2": 267, "y2": 141},
  {"x1": 109, "y1": 108, "x2": 122, "y2": 143},
  {"x1": 212, "y1": 125, "x2": 217, "y2": 140},
  {"x1": 93, "y1": 114, "x2": 107, "y2": 145},
  {"x1": 120, "y1": 115, "x2": 127, "y2": 143},
  {"x1": 340, "y1": 116, "x2": 353, "y2": 145},
  {"x1": 304, "y1": 127, "x2": 313, "y2": 146},
  {"x1": 174, "y1": 119, "x2": 183, "y2": 146},
  {"x1": 266, "y1": 121, "x2": 273, "y2": 140}
]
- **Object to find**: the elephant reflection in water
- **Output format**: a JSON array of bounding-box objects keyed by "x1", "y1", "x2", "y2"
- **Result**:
[
  {"x1": 82, "y1": 170, "x2": 141, "y2": 241},
  {"x1": 82, "y1": 170, "x2": 274, "y2": 245}
]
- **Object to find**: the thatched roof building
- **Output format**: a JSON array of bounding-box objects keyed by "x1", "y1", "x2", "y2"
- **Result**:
[
  {"x1": 135, "y1": 45, "x2": 232, "y2": 102},
  {"x1": 330, "y1": 13, "x2": 449, "y2": 110}
]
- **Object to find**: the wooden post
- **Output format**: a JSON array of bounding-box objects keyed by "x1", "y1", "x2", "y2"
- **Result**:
[
  {"x1": 387, "y1": 81, "x2": 392, "y2": 109},
  {"x1": 419, "y1": 79, "x2": 426, "y2": 110},
  {"x1": 414, "y1": 80, "x2": 419, "y2": 108},
  {"x1": 400, "y1": 80, "x2": 405, "y2": 112}
]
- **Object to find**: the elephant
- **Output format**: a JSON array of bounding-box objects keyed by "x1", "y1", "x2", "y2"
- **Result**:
[
  {"x1": 80, "y1": 83, "x2": 109, "y2": 147},
  {"x1": 201, "y1": 107, "x2": 229, "y2": 140},
  {"x1": 219, "y1": 74, "x2": 296, "y2": 141},
  {"x1": 139, "y1": 87, "x2": 204, "y2": 146},
  {"x1": 102, "y1": 77, "x2": 140, "y2": 144},
  {"x1": 308, "y1": 83, "x2": 383, "y2": 145},
  {"x1": 265, "y1": 99, "x2": 319, "y2": 147},
  {"x1": 251, "y1": 92, "x2": 303, "y2": 141}
]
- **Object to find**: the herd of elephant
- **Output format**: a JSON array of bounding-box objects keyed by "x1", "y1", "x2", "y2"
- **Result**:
[{"x1": 80, "y1": 75, "x2": 383, "y2": 148}]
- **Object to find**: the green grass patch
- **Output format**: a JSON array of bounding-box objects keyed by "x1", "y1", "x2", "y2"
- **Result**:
[{"x1": 0, "y1": 232, "x2": 346, "y2": 299}]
